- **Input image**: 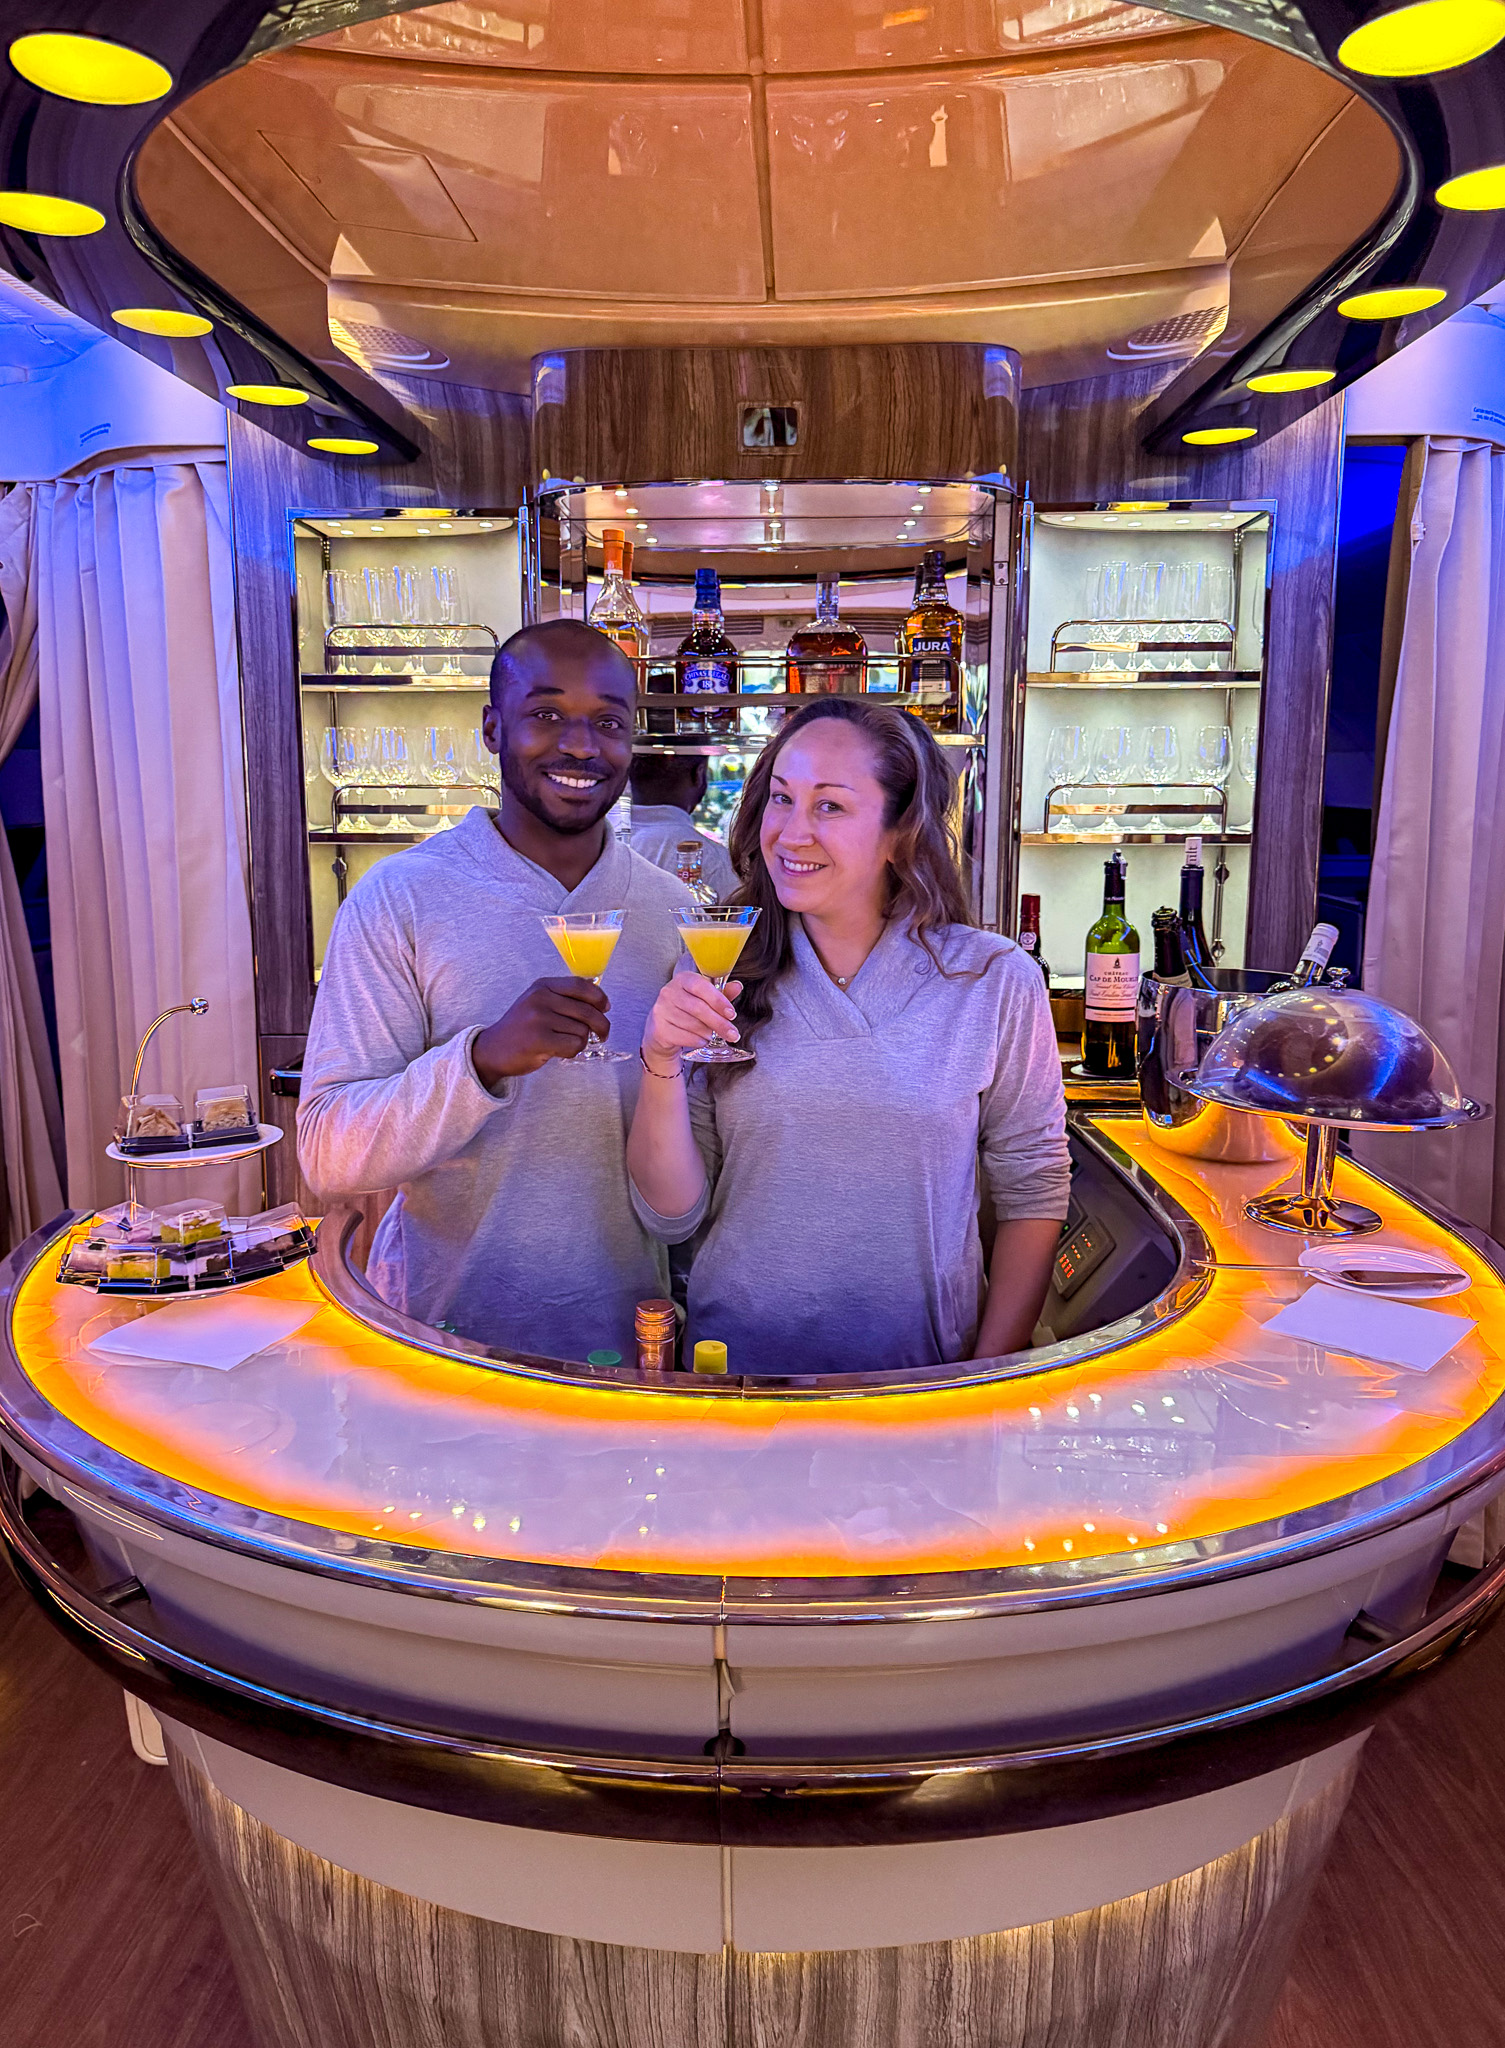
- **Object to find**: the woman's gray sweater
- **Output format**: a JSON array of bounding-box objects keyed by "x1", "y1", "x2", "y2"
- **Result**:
[{"x1": 631, "y1": 919, "x2": 1071, "y2": 1375}]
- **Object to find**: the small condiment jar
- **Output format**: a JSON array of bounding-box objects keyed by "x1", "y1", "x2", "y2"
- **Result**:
[
  {"x1": 635, "y1": 1298, "x2": 677, "y2": 1373},
  {"x1": 692, "y1": 1339, "x2": 728, "y2": 1375}
]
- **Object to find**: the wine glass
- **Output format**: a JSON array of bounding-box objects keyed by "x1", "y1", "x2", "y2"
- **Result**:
[
  {"x1": 1044, "y1": 722, "x2": 1087, "y2": 834},
  {"x1": 371, "y1": 725, "x2": 417, "y2": 831},
  {"x1": 326, "y1": 569, "x2": 359, "y2": 675},
  {"x1": 1192, "y1": 723, "x2": 1231, "y2": 834},
  {"x1": 676, "y1": 906, "x2": 760, "y2": 1064},
  {"x1": 423, "y1": 725, "x2": 463, "y2": 831},
  {"x1": 433, "y1": 564, "x2": 464, "y2": 675},
  {"x1": 1139, "y1": 723, "x2": 1180, "y2": 834},
  {"x1": 466, "y1": 726, "x2": 498, "y2": 792},
  {"x1": 540, "y1": 909, "x2": 631, "y2": 1062},
  {"x1": 320, "y1": 725, "x2": 372, "y2": 833},
  {"x1": 1236, "y1": 727, "x2": 1258, "y2": 829},
  {"x1": 1089, "y1": 724, "x2": 1132, "y2": 837}
]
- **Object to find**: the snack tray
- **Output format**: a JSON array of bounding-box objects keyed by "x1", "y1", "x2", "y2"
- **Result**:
[
  {"x1": 106, "y1": 1124, "x2": 283, "y2": 1169},
  {"x1": 57, "y1": 1216, "x2": 316, "y2": 1297}
]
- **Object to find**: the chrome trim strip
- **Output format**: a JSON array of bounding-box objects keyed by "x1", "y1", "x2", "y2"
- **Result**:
[{"x1": 5, "y1": 1452, "x2": 1502, "y2": 1845}]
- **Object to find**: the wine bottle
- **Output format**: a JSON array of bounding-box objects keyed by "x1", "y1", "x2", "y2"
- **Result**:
[
  {"x1": 1082, "y1": 852, "x2": 1140, "y2": 1077},
  {"x1": 1269, "y1": 921, "x2": 1341, "y2": 993},
  {"x1": 1017, "y1": 893, "x2": 1050, "y2": 988},
  {"x1": 1177, "y1": 837, "x2": 1218, "y2": 990},
  {"x1": 1150, "y1": 906, "x2": 1191, "y2": 988}
]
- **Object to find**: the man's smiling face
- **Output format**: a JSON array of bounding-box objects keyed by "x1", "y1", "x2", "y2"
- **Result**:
[{"x1": 484, "y1": 625, "x2": 637, "y2": 838}]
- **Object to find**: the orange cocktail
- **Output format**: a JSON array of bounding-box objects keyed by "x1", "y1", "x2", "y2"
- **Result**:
[
  {"x1": 540, "y1": 910, "x2": 631, "y2": 1062},
  {"x1": 675, "y1": 905, "x2": 760, "y2": 1065}
]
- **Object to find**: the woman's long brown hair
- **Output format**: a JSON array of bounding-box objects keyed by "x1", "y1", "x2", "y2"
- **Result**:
[{"x1": 722, "y1": 696, "x2": 974, "y2": 1057}]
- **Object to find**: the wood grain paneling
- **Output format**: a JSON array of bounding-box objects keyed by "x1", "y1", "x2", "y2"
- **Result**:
[
  {"x1": 533, "y1": 345, "x2": 1019, "y2": 488},
  {"x1": 166, "y1": 1736, "x2": 1352, "y2": 2048},
  {"x1": 229, "y1": 389, "x2": 526, "y2": 1041},
  {"x1": 1021, "y1": 369, "x2": 1342, "y2": 969}
]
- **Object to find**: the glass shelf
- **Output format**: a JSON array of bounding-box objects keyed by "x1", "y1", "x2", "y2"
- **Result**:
[
  {"x1": 302, "y1": 674, "x2": 489, "y2": 692},
  {"x1": 1026, "y1": 671, "x2": 1261, "y2": 690},
  {"x1": 1023, "y1": 831, "x2": 1251, "y2": 847}
]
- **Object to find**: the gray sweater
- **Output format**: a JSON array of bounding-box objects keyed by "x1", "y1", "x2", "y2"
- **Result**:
[
  {"x1": 632, "y1": 920, "x2": 1071, "y2": 1374},
  {"x1": 298, "y1": 806, "x2": 692, "y2": 1360}
]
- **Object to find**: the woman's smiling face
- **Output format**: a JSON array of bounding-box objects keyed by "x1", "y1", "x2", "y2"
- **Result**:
[{"x1": 758, "y1": 718, "x2": 900, "y2": 919}]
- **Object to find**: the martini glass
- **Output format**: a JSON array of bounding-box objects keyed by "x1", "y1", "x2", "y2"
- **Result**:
[
  {"x1": 676, "y1": 906, "x2": 760, "y2": 1064},
  {"x1": 541, "y1": 909, "x2": 631, "y2": 1062}
]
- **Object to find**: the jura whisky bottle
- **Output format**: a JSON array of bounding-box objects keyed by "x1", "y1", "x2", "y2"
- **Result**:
[
  {"x1": 1082, "y1": 852, "x2": 1140, "y2": 1077},
  {"x1": 787, "y1": 576, "x2": 867, "y2": 695},
  {"x1": 676, "y1": 567, "x2": 738, "y2": 736},
  {"x1": 900, "y1": 548, "x2": 963, "y2": 732},
  {"x1": 588, "y1": 526, "x2": 648, "y2": 667}
]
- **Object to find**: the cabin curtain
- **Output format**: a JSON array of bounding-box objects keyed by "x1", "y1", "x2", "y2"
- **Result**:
[
  {"x1": 1358, "y1": 438, "x2": 1505, "y2": 1568},
  {"x1": 27, "y1": 462, "x2": 259, "y2": 1214},
  {"x1": 0, "y1": 489, "x2": 66, "y2": 1248},
  {"x1": 1358, "y1": 438, "x2": 1505, "y2": 1236}
]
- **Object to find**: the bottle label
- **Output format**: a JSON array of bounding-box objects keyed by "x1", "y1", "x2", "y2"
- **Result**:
[
  {"x1": 1085, "y1": 950, "x2": 1140, "y2": 1020},
  {"x1": 682, "y1": 659, "x2": 733, "y2": 694},
  {"x1": 1019, "y1": 932, "x2": 1039, "y2": 956}
]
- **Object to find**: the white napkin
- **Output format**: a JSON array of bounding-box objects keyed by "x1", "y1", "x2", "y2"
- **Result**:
[
  {"x1": 87, "y1": 1295, "x2": 316, "y2": 1372},
  {"x1": 1262, "y1": 1281, "x2": 1473, "y2": 1373}
]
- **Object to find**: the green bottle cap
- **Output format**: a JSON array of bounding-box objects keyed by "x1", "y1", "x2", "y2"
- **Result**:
[
  {"x1": 693, "y1": 1340, "x2": 728, "y2": 1375},
  {"x1": 587, "y1": 1349, "x2": 623, "y2": 1367}
]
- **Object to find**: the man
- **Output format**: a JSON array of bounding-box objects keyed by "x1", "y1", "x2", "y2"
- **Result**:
[
  {"x1": 298, "y1": 619, "x2": 692, "y2": 1361},
  {"x1": 629, "y1": 745, "x2": 738, "y2": 900}
]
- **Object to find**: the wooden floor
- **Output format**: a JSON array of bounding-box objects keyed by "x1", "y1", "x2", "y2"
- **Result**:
[{"x1": 1, "y1": 1544, "x2": 1502, "y2": 2048}]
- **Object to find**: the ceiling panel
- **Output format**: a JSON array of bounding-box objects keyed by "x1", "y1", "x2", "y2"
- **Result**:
[
  {"x1": 762, "y1": 0, "x2": 1193, "y2": 70},
  {"x1": 310, "y1": 0, "x2": 751, "y2": 76}
]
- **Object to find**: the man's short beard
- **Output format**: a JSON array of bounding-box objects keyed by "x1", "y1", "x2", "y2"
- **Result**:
[{"x1": 498, "y1": 746, "x2": 624, "y2": 836}]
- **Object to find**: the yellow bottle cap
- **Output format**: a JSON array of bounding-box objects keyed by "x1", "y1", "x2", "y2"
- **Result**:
[{"x1": 693, "y1": 1340, "x2": 728, "y2": 1375}]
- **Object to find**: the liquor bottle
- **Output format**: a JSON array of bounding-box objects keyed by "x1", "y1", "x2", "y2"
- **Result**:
[
  {"x1": 786, "y1": 576, "x2": 867, "y2": 695},
  {"x1": 1082, "y1": 851, "x2": 1140, "y2": 1077},
  {"x1": 1017, "y1": 893, "x2": 1050, "y2": 988},
  {"x1": 676, "y1": 567, "x2": 738, "y2": 735},
  {"x1": 1139, "y1": 909, "x2": 1198, "y2": 1112},
  {"x1": 609, "y1": 789, "x2": 634, "y2": 845},
  {"x1": 588, "y1": 526, "x2": 649, "y2": 668},
  {"x1": 1268, "y1": 921, "x2": 1341, "y2": 993},
  {"x1": 1177, "y1": 838, "x2": 1219, "y2": 990},
  {"x1": 674, "y1": 839, "x2": 717, "y2": 905},
  {"x1": 899, "y1": 547, "x2": 964, "y2": 732}
]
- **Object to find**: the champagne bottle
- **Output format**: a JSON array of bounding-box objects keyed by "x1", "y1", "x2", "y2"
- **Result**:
[
  {"x1": 1082, "y1": 852, "x2": 1140, "y2": 1077},
  {"x1": 1177, "y1": 837, "x2": 1218, "y2": 990},
  {"x1": 1017, "y1": 893, "x2": 1050, "y2": 988}
]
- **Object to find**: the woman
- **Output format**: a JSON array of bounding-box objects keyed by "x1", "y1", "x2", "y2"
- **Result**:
[{"x1": 626, "y1": 698, "x2": 1070, "y2": 1375}]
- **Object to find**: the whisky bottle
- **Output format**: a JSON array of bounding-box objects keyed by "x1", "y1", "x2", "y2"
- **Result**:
[
  {"x1": 787, "y1": 576, "x2": 867, "y2": 695},
  {"x1": 1082, "y1": 852, "x2": 1140, "y2": 1077},
  {"x1": 900, "y1": 547, "x2": 964, "y2": 733},
  {"x1": 588, "y1": 526, "x2": 648, "y2": 669},
  {"x1": 676, "y1": 567, "x2": 737, "y2": 736},
  {"x1": 674, "y1": 839, "x2": 717, "y2": 905},
  {"x1": 1017, "y1": 893, "x2": 1050, "y2": 988}
]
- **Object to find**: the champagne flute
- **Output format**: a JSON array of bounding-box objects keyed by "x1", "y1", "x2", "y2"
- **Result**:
[
  {"x1": 676, "y1": 906, "x2": 760, "y2": 1065},
  {"x1": 1237, "y1": 727, "x2": 1258, "y2": 829},
  {"x1": 1089, "y1": 724, "x2": 1132, "y2": 838},
  {"x1": 540, "y1": 910, "x2": 631, "y2": 1062}
]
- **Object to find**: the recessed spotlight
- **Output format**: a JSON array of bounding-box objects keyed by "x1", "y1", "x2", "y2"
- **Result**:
[
  {"x1": 1057, "y1": 513, "x2": 1077, "y2": 522},
  {"x1": 636, "y1": 522, "x2": 648, "y2": 531},
  {"x1": 0, "y1": 191, "x2": 104, "y2": 235},
  {"x1": 1175, "y1": 516, "x2": 1191, "y2": 524},
  {"x1": 645, "y1": 537, "x2": 659, "y2": 545},
  {"x1": 111, "y1": 307, "x2": 212, "y2": 338},
  {"x1": 1129, "y1": 519, "x2": 1143, "y2": 526},
  {"x1": 1246, "y1": 367, "x2": 1337, "y2": 392},
  {"x1": 308, "y1": 436, "x2": 379, "y2": 455},
  {"x1": 414, "y1": 527, "x2": 431, "y2": 534},
  {"x1": 903, "y1": 519, "x2": 917, "y2": 527},
  {"x1": 1338, "y1": 285, "x2": 1446, "y2": 319},
  {"x1": 1183, "y1": 426, "x2": 1257, "y2": 445},
  {"x1": 479, "y1": 521, "x2": 494, "y2": 529},
  {"x1": 1339, "y1": 0, "x2": 1505, "y2": 76},
  {"x1": 227, "y1": 384, "x2": 309, "y2": 406},
  {"x1": 369, "y1": 524, "x2": 386, "y2": 532},
  {"x1": 1101, "y1": 514, "x2": 1119, "y2": 523},
  {"x1": 615, "y1": 488, "x2": 628, "y2": 499},
  {"x1": 1436, "y1": 161, "x2": 1505, "y2": 208},
  {"x1": 917, "y1": 486, "x2": 932, "y2": 494},
  {"x1": 8, "y1": 32, "x2": 172, "y2": 104}
]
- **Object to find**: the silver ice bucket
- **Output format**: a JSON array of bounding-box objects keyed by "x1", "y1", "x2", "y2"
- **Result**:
[{"x1": 1136, "y1": 969, "x2": 1302, "y2": 1164}]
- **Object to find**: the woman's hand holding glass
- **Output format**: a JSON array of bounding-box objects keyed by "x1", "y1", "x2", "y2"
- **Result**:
[{"x1": 642, "y1": 973, "x2": 744, "y2": 1074}]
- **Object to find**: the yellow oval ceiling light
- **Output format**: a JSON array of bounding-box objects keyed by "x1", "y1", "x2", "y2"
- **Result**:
[
  {"x1": 0, "y1": 191, "x2": 104, "y2": 236},
  {"x1": 1436, "y1": 161, "x2": 1505, "y2": 208},
  {"x1": 1338, "y1": 0, "x2": 1505, "y2": 76},
  {"x1": 1246, "y1": 368, "x2": 1337, "y2": 393},
  {"x1": 1183, "y1": 426, "x2": 1257, "y2": 446},
  {"x1": 112, "y1": 307, "x2": 212, "y2": 339},
  {"x1": 1338, "y1": 285, "x2": 1447, "y2": 318},
  {"x1": 225, "y1": 384, "x2": 310, "y2": 406},
  {"x1": 308, "y1": 436, "x2": 380, "y2": 455},
  {"x1": 8, "y1": 31, "x2": 172, "y2": 104}
]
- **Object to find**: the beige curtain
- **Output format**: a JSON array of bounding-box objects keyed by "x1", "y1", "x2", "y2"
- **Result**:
[
  {"x1": 0, "y1": 490, "x2": 66, "y2": 1246},
  {"x1": 29, "y1": 462, "x2": 259, "y2": 1215},
  {"x1": 1358, "y1": 439, "x2": 1505, "y2": 1239}
]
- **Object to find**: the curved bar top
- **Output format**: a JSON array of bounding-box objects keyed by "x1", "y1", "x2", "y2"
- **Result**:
[{"x1": 4, "y1": 1115, "x2": 1505, "y2": 1607}]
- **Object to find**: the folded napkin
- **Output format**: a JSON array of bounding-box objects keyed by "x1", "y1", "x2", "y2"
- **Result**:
[
  {"x1": 1262, "y1": 1281, "x2": 1473, "y2": 1373},
  {"x1": 87, "y1": 1294, "x2": 316, "y2": 1372}
]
